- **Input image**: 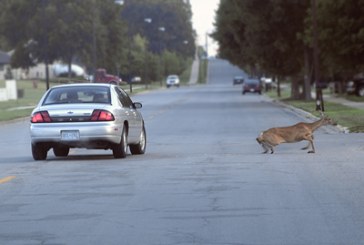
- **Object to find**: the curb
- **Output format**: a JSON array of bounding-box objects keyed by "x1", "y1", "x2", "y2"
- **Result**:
[{"x1": 262, "y1": 95, "x2": 348, "y2": 134}]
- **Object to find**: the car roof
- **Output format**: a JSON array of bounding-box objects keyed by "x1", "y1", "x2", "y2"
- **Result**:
[
  {"x1": 50, "y1": 83, "x2": 112, "y2": 89},
  {"x1": 246, "y1": 78, "x2": 260, "y2": 83}
]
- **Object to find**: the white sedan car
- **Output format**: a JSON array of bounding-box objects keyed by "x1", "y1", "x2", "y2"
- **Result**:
[
  {"x1": 166, "y1": 75, "x2": 180, "y2": 88},
  {"x1": 30, "y1": 83, "x2": 146, "y2": 160}
]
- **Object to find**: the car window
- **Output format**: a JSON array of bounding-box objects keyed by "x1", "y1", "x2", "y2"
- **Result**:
[
  {"x1": 43, "y1": 86, "x2": 110, "y2": 105},
  {"x1": 114, "y1": 87, "x2": 134, "y2": 108},
  {"x1": 246, "y1": 79, "x2": 260, "y2": 85}
]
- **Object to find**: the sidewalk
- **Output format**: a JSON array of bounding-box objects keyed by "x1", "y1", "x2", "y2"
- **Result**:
[
  {"x1": 323, "y1": 94, "x2": 364, "y2": 110},
  {"x1": 188, "y1": 53, "x2": 199, "y2": 85}
]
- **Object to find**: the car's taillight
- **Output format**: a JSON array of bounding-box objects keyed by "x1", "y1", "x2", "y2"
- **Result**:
[
  {"x1": 31, "y1": 111, "x2": 52, "y2": 123},
  {"x1": 90, "y1": 110, "x2": 115, "y2": 121}
]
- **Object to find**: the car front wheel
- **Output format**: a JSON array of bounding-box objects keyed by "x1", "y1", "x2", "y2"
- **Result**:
[
  {"x1": 112, "y1": 127, "x2": 128, "y2": 158},
  {"x1": 130, "y1": 125, "x2": 147, "y2": 155}
]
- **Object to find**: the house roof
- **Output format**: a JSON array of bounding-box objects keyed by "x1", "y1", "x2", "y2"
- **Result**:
[{"x1": 0, "y1": 50, "x2": 10, "y2": 65}]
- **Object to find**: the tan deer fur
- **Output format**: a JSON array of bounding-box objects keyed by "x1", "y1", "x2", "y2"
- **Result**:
[{"x1": 256, "y1": 114, "x2": 334, "y2": 154}]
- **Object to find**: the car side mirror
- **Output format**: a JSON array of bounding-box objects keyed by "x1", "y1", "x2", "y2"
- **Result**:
[{"x1": 133, "y1": 102, "x2": 142, "y2": 109}]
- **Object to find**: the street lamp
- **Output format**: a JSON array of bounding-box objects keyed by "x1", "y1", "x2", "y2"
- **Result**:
[
  {"x1": 158, "y1": 26, "x2": 166, "y2": 86},
  {"x1": 143, "y1": 18, "x2": 152, "y2": 89}
]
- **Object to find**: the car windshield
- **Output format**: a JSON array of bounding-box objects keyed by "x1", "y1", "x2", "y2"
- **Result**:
[
  {"x1": 43, "y1": 86, "x2": 111, "y2": 105},
  {"x1": 246, "y1": 79, "x2": 259, "y2": 85}
]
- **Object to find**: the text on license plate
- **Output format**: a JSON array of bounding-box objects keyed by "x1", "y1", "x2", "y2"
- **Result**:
[{"x1": 61, "y1": 130, "x2": 80, "y2": 141}]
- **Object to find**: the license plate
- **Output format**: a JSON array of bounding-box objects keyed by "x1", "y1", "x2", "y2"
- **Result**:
[
  {"x1": 250, "y1": 88, "x2": 255, "y2": 92},
  {"x1": 61, "y1": 130, "x2": 80, "y2": 141}
]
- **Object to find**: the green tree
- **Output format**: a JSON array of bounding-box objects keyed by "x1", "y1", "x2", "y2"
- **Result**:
[
  {"x1": 0, "y1": 0, "x2": 128, "y2": 80},
  {"x1": 93, "y1": 0, "x2": 127, "y2": 75},
  {"x1": 121, "y1": 0, "x2": 195, "y2": 58},
  {"x1": 120, "y1": 0, "x2": 195, "y2": 80},
  {"x1": 123, "y1": 34, "x2": 148, "y2": 80},
  {"x1": 315, "y1": 0, "x2": 364, "y2": 80},
  {"x1": 212, "y1": 0, "x2": 310, "y2": 99},
  {"x1": 0, "y1": 0, "x2": 195, "y2": 84}
]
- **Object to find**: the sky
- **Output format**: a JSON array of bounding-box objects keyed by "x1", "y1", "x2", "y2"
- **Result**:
[{"x1": 190, "y1": 0, "x2": 220, "y2": 56}]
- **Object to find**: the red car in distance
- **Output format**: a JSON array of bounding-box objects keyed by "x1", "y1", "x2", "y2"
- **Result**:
[{"x1": 94, "y1": 68, "x2": 122, "y2": 85}]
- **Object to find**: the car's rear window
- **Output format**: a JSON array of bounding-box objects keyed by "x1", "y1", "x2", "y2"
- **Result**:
[
  {"x1": 43, "y1": 86, "x2": 111, "y2": 105},
  {"x1": 246, "y1": 79, "x2": 260, "y2": 85}
]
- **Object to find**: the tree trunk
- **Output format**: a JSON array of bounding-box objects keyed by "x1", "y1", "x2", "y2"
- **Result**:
[
  {"x1": 303, "y1": 47, "x2": 312, "y2": 101},
  {"x1": 68, "y1": 59, "x2": 72, "y2": 78},
  {"x1": 291, "y1": 76, "x2": 301, "y2": 99},
  {"x1": 45, "y1": 61, "x2": 50, "y2": 90}
]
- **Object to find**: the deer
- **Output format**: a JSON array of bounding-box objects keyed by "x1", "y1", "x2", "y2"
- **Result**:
[{"x1": 256, "y1": 113, "x2": 335, "y2": 154}]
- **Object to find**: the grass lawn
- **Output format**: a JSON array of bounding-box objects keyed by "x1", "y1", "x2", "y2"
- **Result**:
[
  {"x1": 267, "y1": 87, "x2": 364, "y2": 133},
  {"x1": 0, "y1": 80, "x2": 47, "y2": 122}
]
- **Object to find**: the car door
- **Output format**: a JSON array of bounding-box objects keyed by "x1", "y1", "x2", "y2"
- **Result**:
[{"x1": 114, "y1": 87, "x2": 143, "y2": 143}]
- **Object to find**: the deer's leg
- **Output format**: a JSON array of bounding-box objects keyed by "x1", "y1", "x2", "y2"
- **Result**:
[
  {"x1": 261, "y1": 143, "x2": 269, "y2": 154},
  {"x1": 302, "y1": 134, "x2": 315, "y2": 153},
  {"x1": 307, "y1": 140, "x2": 315, "y2": 153},
  {"x1": 265, "y1": 142, "x2": 275, "y2": 154},
  {"x1": 307, "y1": 136, "x2": 315, "y2": 153}
]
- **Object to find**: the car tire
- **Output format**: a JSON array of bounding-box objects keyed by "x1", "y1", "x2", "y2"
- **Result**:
[
  {"x1": 358, "y1": 86, "x2": 364, "y2": 97},
  {"x1": 130, "y1": 124, "x2": 147, "y2": 155},
  {"x1": 112, "y1": 126, "x2": 127, "y2": 158},
  {"x1": 32, "y1": 143, "x2": 48, "y2": 160},
  {"x1": 53, "y1": 145, "x2": 70, "y2": 157}
]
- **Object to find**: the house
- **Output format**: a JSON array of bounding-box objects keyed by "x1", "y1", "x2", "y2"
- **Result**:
[{"x1": 1, "y1": 50, "x2": 87, "y2": 80}]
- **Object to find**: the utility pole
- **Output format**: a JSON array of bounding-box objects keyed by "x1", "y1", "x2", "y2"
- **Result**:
[
  {"x1": 91, "y1": 0, "x2": 97, "y2": 82},
  {"x1": 205, "y1": 32, "x2": 209, "y2": 58},
  {"x1": 312, "y1": 0, "x2": 324, "y2": 111}
]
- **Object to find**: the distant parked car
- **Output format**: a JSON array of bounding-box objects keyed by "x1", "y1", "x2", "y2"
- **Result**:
[
  {"x1": 242, "y1": 78, "x2": 262, "y2": 95},
  {"x1": 261, "y1": 77, "x2": 273, "y2": 90},
  {"x1": 131, "y1": 76, "x2": 142, "y2": 83},
  {"x1": 233, "y1": 76, "x2": 244, "y2": 85},
  {"x1": 166, "y1": 75, "x2": 180, "y2": 88},
  {"x1": 94, "y1": 68, "x2": 122, "y2": 85},
  {"x1": 53, "y1": 63, "x2": 85, "y2": 78},
  {"x1": 30, "y1": 83, "x2": 146, "y2": 160},
  {"x1": 347, "y1": 78, "x2": 364, "y2": 97}
]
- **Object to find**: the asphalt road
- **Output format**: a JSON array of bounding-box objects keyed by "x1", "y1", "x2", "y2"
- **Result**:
[{"x1": 1, "y1": 59, "x2": 364, "y2": 245}]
